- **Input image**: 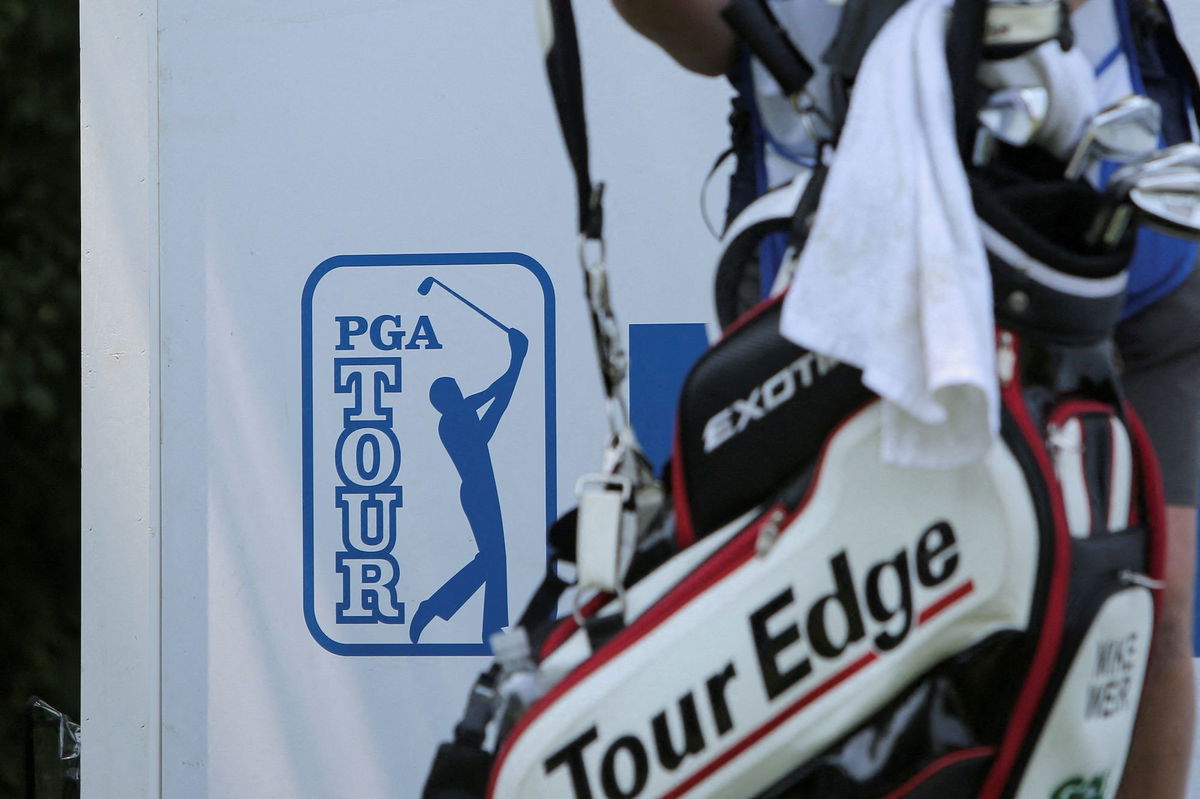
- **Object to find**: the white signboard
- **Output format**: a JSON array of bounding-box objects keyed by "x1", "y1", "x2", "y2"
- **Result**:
[
  {"x1": 82, "y1": 1, "x2": 1200, "y2": 797},
  {"x1": 83, "y1": 1, "x2": 727, "y2": 797}
]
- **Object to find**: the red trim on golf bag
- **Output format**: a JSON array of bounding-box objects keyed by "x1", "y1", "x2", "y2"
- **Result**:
[
  {"x1": 547, "y1": 386, "x2": 876, "y2": 664},
  {"x1": 483, "y1": 326, "x2": 1164, "y2": 799},
  {"x1": 539, "y1": 592, "x2": 610, "y2": 661},
  {"x1": 671, "y1": 414, "x2": 697, "y2": 549},
  {"x1": 659, "y1": 576, "x2": 980, "y2": 799},
  {"x1": 424, "y1": 0, "x2": 1178, "y2": 794},
  {"x1": 1044, "y1": 399, "x2": 1139, "y2": 537},
  {"x1": 880, "y1": 746, "x2": 997, "y2": 799},
  {"x1": 488, "y1": 504, "x2": 780, "y2": 798},
  {"x1": 1046, "y1": 399, "x2": 1119, "y2": 423},
  {"x1": 494, "y1": 398, "x2": 882, "y2": 797},
  {"x1": 671, "y1": 292, "x2": 785, "y2": 550},
  {"x1": 977, "y1": 334, "x2": 1072, "y2": 799},
  {"x1": 670, "y1": 293, "x2": 873, "y2": 548}
]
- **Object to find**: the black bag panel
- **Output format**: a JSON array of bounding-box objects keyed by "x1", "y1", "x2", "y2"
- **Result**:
[
  {"x1": 752, "y1": 631, "x2": 1027, "y2": 799},
  {"x1": 899, "y1": 753, "x2": 995, "y2": 799},
  {"x1": 423, "y1": 742, "x2": 494, "y2": 799},
  {"x1": 971, "y1": 160, "x2": 1136, "y2": 346},
  {"x1": 423, "y1": 0, "x2": 1178, "y2": 793},
  {"x1": 999, "y1": 380, "x2": 1157, "y2": 788},
  {"x1": 1062, "y1": 532, "x2": 1149, "y2": 667},
  {"x1": 672, "y1": 297, "x2": 872, "y2": 543},
  {"x1": 973, "y1": 333, "x2": 1162, "y2": 797},
  {"x1": 1016, "y1": 338, "x2": 1121, "y2": 411},
  {"x1": 971, "y1": 171, "x2": 1130, "y2": 278},
  {"x1": 713, "y1": 219, "x2": 786, "y2": 329},
  {"x1": 989, "y1": 254, "x2": 1127, "y2": 346},
  {"x1": 432, "y1": 326, "x2": 1162, "y2": 799}
]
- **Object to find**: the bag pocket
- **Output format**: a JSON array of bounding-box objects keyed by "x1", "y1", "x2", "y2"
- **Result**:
[{"x1": 1044, "y1": 399, "x2": 1135, "y2": 539}]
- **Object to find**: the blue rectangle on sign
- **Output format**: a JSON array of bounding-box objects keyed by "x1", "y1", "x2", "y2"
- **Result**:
[{"x1": 629, "y1": 323, "x2": 709, "y2": 475}]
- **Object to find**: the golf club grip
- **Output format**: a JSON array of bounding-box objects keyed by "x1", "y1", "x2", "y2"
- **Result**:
[{"x1": 720, "y1": 0, "x2": 814, "y2": 98}]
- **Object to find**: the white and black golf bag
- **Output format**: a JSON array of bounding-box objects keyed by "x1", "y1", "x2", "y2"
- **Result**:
[{"x1": 422, "y1": 1, "x2": 1189, "y2": 797}]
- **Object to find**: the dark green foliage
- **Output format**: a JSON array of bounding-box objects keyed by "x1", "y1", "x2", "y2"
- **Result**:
[{"x1": 0, "y1": 0, "x2": 81, "y2": 795}]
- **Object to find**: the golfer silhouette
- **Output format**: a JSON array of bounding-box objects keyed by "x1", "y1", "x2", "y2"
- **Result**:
[{"x1": 410, "y1": 326, "x2": 528, "y2": 644}]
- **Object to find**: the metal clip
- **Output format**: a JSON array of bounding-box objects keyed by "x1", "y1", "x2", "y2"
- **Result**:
[
  {"x1": 756, "y1": 509, "x2": 787, "y2": 558},
  {"x1": 576, "y1": 233, "x2": 604, "y2": 273},
  {"x1": 598, "y1": 426, "x2": 634, "y2": 476},
  {"x1": 1119, "y1": 570, "x2": 1166, "y2": 591},
  {"x1": 579, "y1": 233, "x2": 630, "y2": 416},
  {"x1": 790, "y1": 91, "x2": 835, "y2": 145}
]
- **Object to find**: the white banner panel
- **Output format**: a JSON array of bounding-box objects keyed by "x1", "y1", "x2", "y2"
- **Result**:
[
  {"x1": 82, "y1": 1, "x2": 728, "y2": 797},
  {"x1": 85, "y1": 1, "x2": 1200, "y2": 797}
]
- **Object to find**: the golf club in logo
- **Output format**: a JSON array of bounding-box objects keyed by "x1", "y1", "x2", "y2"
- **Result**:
[
  {"x1": 303, "y1": 253, "x2": 556, "y2": 656},
  {"x1": 418, "y1": 276, "x2": 511, "y2": 332}
]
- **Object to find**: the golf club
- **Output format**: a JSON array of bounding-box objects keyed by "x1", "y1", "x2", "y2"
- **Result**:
[
  {"x1": 417, "y1": 276, "x2": 511, "y2": 332},
  {"x1": 1088, "y1": 143, "x2": 1200, "y2": 246},
  {"x1": 974, "y1": 85, "x2": 1050, "y2": 165},
  {"x1": 1090, "y1": 167, "x2": 1195, "y2": 247},
  {"x1": 1129, "y1": 169, "x2": 1200, "y2": 240},
  {"x1": 1106, "y1": 142, "x2": 1200, "y2": 197},
  {"x1": 1063, "y1": 95, "x2": 1162, "y2": 180}
]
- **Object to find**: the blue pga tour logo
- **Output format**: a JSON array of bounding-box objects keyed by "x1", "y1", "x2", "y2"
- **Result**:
[{"x1": 302, "y1": 253, "x2": 556, "y2": 656}]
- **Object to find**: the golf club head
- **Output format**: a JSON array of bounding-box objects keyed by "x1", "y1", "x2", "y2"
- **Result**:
[
  {"x1": 1093, "y1": 164, "x2": 1200, "y2": 247},
  {"x1": 417, "y1": 276, "x2": 436, "y2": 296},
  {"x1": 978, "y1": 86, "x2": 1050, "y2": 147},
  {"x1": 1129, "y1": 168, "x2": 1200, "y2": 240},
  {"x1": 1107, "y1": 142, "x2": 1200, "y2": 197},
  {"x1": 1064, "y1": 95, "x2": 1162, "y2": 179}
]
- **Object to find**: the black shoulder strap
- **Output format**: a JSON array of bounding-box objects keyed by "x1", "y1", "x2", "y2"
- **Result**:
[{"x1": 539, "y1": 0, "x2": 603, "y2": 240}]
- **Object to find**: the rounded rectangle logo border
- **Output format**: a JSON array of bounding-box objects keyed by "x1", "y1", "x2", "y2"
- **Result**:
[{"x1": 301, "y1": 251, "x2": 557, "y2": 656}]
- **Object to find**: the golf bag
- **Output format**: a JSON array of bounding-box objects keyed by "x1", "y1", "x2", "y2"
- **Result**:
[{"x1": 422, "y1": 1, "x2": 1175, "y2": 797}]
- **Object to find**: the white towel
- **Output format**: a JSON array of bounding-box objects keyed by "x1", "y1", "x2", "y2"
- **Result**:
[{"x1": 779, "y1": 0, "x2": 996, "y2": 470}]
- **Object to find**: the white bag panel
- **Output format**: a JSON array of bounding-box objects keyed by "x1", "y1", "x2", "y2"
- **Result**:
[
  {"x1": 719, "y1": 174, "x2": 811, "y2": 248},
  {"x1": 493, "y1": 404, "x2": 1040, "y2": 799},
  {"x1": 1012, "y1": 587, "x2": 1154, "y2": 799},
  {"x1": 1049, "y1": 418, "x2": 1092, "y2": 538},
  {"x1": 1106, "y1": 417, "x2": 1133, "y2": 533}
]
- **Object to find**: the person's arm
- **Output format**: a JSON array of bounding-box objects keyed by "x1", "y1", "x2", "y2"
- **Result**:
[
  {"x1": 470, "y1": 329, "x2": 528, "y2": 438},
  {"x1": 611, "y1": 0, "x2": 737, "y2": 76}
]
